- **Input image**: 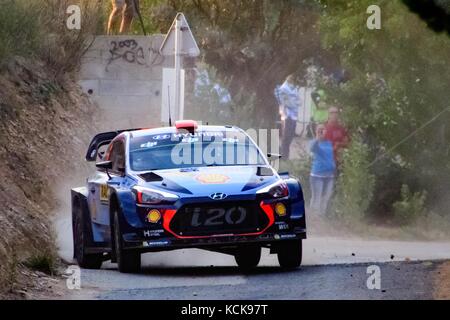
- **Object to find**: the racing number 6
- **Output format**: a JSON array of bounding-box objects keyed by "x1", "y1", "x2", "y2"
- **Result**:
[{"x1": 100, "y1": 184, "x2": 109, "y2": 202}]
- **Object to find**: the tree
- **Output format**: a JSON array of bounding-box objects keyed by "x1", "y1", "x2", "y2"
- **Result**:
[
  {"x1": 402, "y1": 0, "x2": 450, "y2": 36},
  {"x1": 144, "y1": 0, "x2": 328, "y2": 127},
  {"x1": 319, "y1": 0, "x2": 450, "y2": 218}
]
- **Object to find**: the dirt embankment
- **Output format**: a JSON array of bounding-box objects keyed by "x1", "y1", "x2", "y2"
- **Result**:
[{"x1": 0, "y1": 57, "x2": 98, "y2": 299}]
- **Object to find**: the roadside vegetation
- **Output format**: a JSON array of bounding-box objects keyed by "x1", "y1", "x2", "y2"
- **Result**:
[{"x1": 0, "y1": 0, "x2": 100, "y2": 298}]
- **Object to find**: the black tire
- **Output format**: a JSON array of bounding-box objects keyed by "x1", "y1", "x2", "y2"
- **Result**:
[
  {"x1": 277, "y1": 239, "x2": 302, "y2": 269},
  {"x1": 234, "y1": 245, "x2": 261, "y2": 270},
  {"x1": 113, "y1": 208, "x2": 141, "y2": 273},
  {"x1": 73, "y1": 202, "x2": 103, "y2": 269}
]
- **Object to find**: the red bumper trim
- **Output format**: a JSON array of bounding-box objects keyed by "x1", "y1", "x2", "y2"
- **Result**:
[{"x1": 162, "y1": 201, "x2": 275, "y2": 239}]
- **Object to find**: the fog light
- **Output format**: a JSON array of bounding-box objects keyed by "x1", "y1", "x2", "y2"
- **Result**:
[
  {"x1": 275, "y1": 203, "x2": 286, "y2": 216},
  {"x1": 147, "y1": 209, "x2": 161, "y2": 223}
]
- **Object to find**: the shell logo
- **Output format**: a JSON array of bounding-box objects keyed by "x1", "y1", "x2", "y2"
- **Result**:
[
  {"x1": 147, "y1": 209, "x2": 161, "y2": 223},
  {"x1": 196, "y1": 173, "x2": 230, "y2": 184}
]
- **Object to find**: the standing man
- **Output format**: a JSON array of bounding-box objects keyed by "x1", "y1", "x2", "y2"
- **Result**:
[
  {"x1": 107, "y1": 0, "x2": 140, "y2": 35},
  {"x1": 324, "y1": 106, "x2": 349, "y2": 163},
  {"x1": 278, "y1": 75, "x2": 301, "y2": 159}
]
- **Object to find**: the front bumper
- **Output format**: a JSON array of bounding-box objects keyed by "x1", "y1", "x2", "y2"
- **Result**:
[
  {"x1": 121, "y1": 195, "x2": 307, "y2": 252},
  {"x1": 123, "y1": 229, "x2": 307, "y2": 252}
]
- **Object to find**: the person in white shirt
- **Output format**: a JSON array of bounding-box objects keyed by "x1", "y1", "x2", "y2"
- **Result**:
[{"x1": 277, "y1": 75, "x2": 301, "y2": 159}]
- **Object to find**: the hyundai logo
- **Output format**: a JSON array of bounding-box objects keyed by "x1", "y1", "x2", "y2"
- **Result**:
[{"x1": 209, "y1": 192, "x2": 228, "y2": 200}]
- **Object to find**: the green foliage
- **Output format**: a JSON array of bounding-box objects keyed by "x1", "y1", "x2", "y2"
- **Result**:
[
  {"x1": 320, "y1": 0, "x2": 450, "y2": 219},
  {"x1": 0, "y1": 0, "x2": 42, "y2": 64},
  {"x1": 333, "y1": 136, "x2": 375, "y2": 219},
  {"x1": 392, "y1": 185, "x2": 427, "y2": 224}
]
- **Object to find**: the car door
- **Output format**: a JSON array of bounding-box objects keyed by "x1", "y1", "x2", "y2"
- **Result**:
[{"x1": 87, "y1": 140, "x2": 126, "y2": 242}]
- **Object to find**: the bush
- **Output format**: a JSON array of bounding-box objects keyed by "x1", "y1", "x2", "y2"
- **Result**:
[
  {"x1": 332, "y1": 136, "x2": 376, "y2": 219},
  {"x1": 392, "y1": 184, "x2": 427, "y2": 225},
  {"x1": 0, "y1": 0, "x2": 102, "y2": 76},
  {"x1": 0, "y1": 0, "x2": 42, "y2": 65}
]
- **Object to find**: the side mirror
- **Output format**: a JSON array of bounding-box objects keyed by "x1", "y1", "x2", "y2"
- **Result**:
[
  {"x1": 267, "y1": 153, "x2": 282, "y2": 160},
  {"x1": 96, "y1": 161, "x2": 113, "y2": 170}
]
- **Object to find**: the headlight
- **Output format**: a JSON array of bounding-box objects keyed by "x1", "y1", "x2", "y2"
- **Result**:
[
  {"x1": 257, "y1": 181, "x2": 289, "y2": 198},
  {"x1": 133, "y1": 186, "x2": 179, "y2": 204}
]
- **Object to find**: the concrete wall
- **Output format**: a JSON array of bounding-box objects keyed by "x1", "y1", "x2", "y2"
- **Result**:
[{"x1": 78, "y1": 35, "x2": 174, "y2": 130}]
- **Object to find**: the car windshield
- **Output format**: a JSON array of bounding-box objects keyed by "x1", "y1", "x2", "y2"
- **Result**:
[{"x1": 129, "y1": 131, "x2": 266, "y2": 171}]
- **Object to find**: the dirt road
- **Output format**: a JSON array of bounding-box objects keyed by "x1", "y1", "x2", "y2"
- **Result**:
[
  {"x1": 66, "y1": 259, "x2": 442, "y2": 300},
  {"x1": 54, "y1": 211, "x2": 450, "y2": 300}
]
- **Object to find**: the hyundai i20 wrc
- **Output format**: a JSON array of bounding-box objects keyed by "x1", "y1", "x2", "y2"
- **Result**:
[{"x1": 71, "y1": 120, "x2": 307, "y2": 273}]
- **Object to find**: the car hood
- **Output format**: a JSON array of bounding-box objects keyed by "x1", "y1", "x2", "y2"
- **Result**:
[{"x1": 136, "y1": 166, "x2": 278, "y2": 197}]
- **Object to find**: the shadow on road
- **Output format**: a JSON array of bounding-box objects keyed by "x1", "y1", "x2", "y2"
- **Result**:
[{"x1": 101, "y1": 265, "x2": 301, "y2": 277}]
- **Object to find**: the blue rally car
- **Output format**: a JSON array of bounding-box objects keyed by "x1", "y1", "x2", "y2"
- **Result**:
[{"x1": 71, "y1": 120, "x2": 307, "y2": 273}]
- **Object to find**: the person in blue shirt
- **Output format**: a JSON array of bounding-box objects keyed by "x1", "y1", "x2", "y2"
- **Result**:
[{"x1": 309, "y1": 124, "x2": 336, "y2": 215}]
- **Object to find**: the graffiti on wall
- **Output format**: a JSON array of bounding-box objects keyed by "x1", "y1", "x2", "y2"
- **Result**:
[{"x1": 106, "y1": 39, "x2": 165, "y2": 71}]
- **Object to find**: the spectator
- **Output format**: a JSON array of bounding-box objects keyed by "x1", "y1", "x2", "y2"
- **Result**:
[
  {"x1": 324, "y1": 106, "x2": 349, "y2": 162},
  {"x1": 278, "y1": 75, "x2": 301, "y2": 159},
  {"x1": 309, "y1": 124, "x2": 336, "y2": 215},
  {"x1": 307, "y1": 89, "x2": 328, "y2": 139},
  {"x1": 107, "y1": 0, "x2": 140, "y2": 35}
]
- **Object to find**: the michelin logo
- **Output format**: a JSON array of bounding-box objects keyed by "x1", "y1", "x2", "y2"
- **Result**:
[{"x1": 143, "y1": 240, "x2": 170, "y2": 247}]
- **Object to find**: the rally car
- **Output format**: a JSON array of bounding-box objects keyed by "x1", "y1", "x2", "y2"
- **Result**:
[{"x1": 71, "y1": 120, "x2": 307, "y2": 273}]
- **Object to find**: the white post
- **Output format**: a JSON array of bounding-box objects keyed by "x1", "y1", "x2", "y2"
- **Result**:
[{"x1": 174, "y1": 16, "x2": 182, "y2": 120}]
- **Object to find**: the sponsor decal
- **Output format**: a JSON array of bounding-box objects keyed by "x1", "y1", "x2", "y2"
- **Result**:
[
  {"x1": 196, "y1": 173, "x2": 230, "y2": 184},
  {"x1": 181, "y1": 136, "x2": 199, "y2": 143},
  {"x1": 140, "y1": 141, "x2": 158, "y2": 148},
  {"x1": 143, "y1": 240, "x2": 170, "y2": 247},
  {"x1": 280, "y1": 233, "x2": 297, "y2": 239},
  {"x1": 277, "y1": 223, "x2": 289, "y2": 230},
  {"x1": 100, "y1": 184, "x2": 109, "y2": 202},
  {"x1": 152, "y1": 134, "x2": 172, "y2": 140},
  {"x1": 146, "y1": 209, "x2": 161, "y2": 223},
  {"x1": 143, "y1": 229, "x2": 164, "y2": 237}
]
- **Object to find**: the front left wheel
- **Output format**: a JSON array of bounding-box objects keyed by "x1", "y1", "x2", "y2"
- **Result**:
[
  {"x1": 113, "y1": 208, "x2": 141, "y2": 273},
  {"x1": 234, "y1": 245, "x2": 261, "y2": 270},
  {"x1": 73, "y1": 202, "x2": 103, "y2": 269}
]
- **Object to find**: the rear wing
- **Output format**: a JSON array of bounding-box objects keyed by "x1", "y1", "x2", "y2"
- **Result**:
[{"x1": 85, "y1": 128, "x2": 143, "y2": 162}]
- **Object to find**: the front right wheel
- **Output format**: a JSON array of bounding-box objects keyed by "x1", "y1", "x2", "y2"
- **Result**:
[{"x1": 277, "y1": 239, "x2": 302, "y2": 269}]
